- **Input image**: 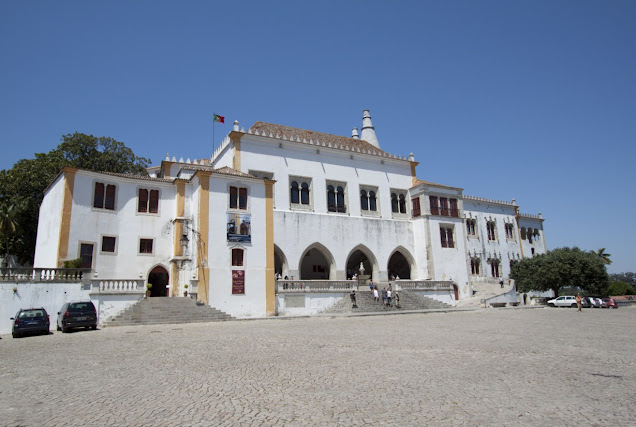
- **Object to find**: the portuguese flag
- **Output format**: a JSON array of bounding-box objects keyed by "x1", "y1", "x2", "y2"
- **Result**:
[{"x1": 213, "y1": 114, "x2": 225, "y2": 123}]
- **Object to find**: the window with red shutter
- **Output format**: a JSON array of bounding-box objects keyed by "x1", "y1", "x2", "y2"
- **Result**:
[
  {"x1": 138, "y1": 189, "x2": 148, "y2": 213},
  {"x1": 149, "y1": 190, "x2": 159, "y2": 213}
]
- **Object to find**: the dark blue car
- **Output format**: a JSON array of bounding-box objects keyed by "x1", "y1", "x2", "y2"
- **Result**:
[{"x1": 11, "y1": 308, "x2": 50, "y2": 338}]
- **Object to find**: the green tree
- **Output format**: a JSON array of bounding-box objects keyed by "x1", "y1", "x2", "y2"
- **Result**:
[
  {"x1": 609, "y1": 272, "x2": 636, "y2": 288},
  {"x1": 593, "y1": 248, "x2": 612, "y2": 265},
  {"x1": 607, "y1": 281, "x2": 635, "y2": 296},
  {"x1": 511, "y1": 247, "x2": 609, "y2": 296},
  {"x1": 0, "y1": 203, "x2": 20, "y2": 267},
  {"x1": 0, "y1": 133, "x2": 150, "y2": 264}
]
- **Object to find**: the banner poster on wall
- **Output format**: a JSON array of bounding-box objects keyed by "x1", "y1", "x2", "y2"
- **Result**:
[
  {"x1": 232, "y1": 270, "x2": 245, "y2": 294},
  {"x1": 227, "y1": 213, "x2": 251, "y2": 242}
]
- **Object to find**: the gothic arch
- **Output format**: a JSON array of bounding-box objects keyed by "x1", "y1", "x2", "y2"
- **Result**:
[
  {"x1": 298, "y1": 242, "x2": 336, "y2": 280},
  {"x1": 274, "y1": 244, "x2": 288, "y2": 277},
  {"x1": 345, "y1": 244, "x2": 379, "y2": 280},
  {"x1": 387, "y1": 247, "x2": 416, "y2": 280}
]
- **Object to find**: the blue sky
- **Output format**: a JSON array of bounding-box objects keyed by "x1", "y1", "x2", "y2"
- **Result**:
[{"x1": 1, "y1": 1, "x2": 634, "y2": 273}]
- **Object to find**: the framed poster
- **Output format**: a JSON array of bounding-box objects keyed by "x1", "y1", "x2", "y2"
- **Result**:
[
  {"x1": 227, "y1": 213, "x2": 251, "y2": 243},
  {"x1": 232, "y1": 270, "x2": 245, "y2": 294}
]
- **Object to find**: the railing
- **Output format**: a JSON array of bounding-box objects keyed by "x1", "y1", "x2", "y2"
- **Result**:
[
  {"x1": 92, "y1": 279, "x2": 145, "y2": 293},
  {"x1": 394, "y1": 280, "x2": 454, "y2": 291},
  {"x1": 276, "y1": 280, "x2": 357, "y2": 292},
  {"x1": 0, "y1": 268, "x2": 91, "y2": 282}
]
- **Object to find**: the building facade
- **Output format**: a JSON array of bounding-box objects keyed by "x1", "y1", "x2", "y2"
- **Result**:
[{"x1": 34, "y1": 110, "x2": 546, "y2": 318}]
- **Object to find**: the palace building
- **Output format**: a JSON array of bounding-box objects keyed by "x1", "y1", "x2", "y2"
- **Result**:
[{"x1": 33, "y1": 110, "x2": 546, "y2": 318}]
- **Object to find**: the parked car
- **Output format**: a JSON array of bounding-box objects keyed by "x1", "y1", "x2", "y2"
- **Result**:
[
  {"x1": 580, "y1": 297, "x2": 592, "y2": 308},
  {"x1": 57, "y1": 301, "x2": 97, "y2": 333},
  {"x1": 11, "y1": 308, "x2": 50, "y2": 338},
  {"x1": 602, "y1": 298, "x2": 618, "y2": 309},
  {"x1": 547, "y1": 296, "x2": 577, "y2": 307},
  {"x1": 590, "y1": 297, "x2": 603, "y2": 308}
]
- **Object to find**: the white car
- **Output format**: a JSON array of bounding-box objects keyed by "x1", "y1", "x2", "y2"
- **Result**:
[{"x1": 547, "y1": 296, "x2": 578, "y2": 307}]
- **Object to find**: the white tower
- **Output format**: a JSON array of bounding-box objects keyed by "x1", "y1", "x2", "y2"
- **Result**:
[{"x1": 360, "y1": 110, "x2": 380, "y2": 149}]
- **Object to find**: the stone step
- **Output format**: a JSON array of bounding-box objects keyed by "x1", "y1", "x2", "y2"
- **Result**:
[
  {"x1": 322, "y1": 290, "x2": 452, "y2": 314},
  {"x1": 104, "y1": 297, "x2": 234, "y2": 327}
]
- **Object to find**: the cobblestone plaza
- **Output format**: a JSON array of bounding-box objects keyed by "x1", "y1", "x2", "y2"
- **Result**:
[{"x1": 2, "y1": 308, "x2": 634, "y2": 426}]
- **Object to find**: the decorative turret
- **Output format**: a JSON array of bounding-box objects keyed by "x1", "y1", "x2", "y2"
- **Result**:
[
  {"x1": 233, "y1": 120, "x2": 240, "y2": 132},
  {"x1": 351, "y1": 128, "x2": 359, "y2": 139},
  {"x1": 360, "y1": 110, "x2": 380, "y2": 148}
]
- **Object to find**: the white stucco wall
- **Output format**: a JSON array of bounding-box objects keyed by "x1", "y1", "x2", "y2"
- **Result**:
[
  {"x1": 63, "y1": 171, "x2": 177, "y2": 280},
  {"x1": 206, "y1": 175, "x2": 268, "y2": 317},
  {"x1": 33, "y1": 173, "x2": 66, "y2": 267},
  {"x1": 1, "y1": 282, "x2": 90, "y2": 335}
]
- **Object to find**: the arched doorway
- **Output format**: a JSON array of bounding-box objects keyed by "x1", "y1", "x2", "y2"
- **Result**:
[
  {"x1": 346, "y1": 248, "x2": 374, "y2": 280},
  {"x1": 299, "y1": 246, "x2": 332, "y2": 280},
  {"x1": 387, "y1": 251, "x2": 411, "y2": 280},
  {"x1": 148, "y1": 266, "x2": 169, "y2": 297}
]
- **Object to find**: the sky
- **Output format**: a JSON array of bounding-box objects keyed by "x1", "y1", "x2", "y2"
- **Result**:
[{"x1": 1, "y1": 1, "x2": 634, "y2": 274}]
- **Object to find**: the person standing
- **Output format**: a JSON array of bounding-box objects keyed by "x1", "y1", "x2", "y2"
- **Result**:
[
  {"x1": 387, "y1": 287, "x2": 392, "y2": 307},
  {"x1": 576, "y1": 293, "x2": 582, "y2": 312},
  {"x1": 350, "y1": 290, "x2": 357, "y2": 308},
  {"x1": 373, "y1": 286, "x2": 379, "y2": 303},
  {"x1": 382, "y1": 287, "x2": 387, "y2": 306}
]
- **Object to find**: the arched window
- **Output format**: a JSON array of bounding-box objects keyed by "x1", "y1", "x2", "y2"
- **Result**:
[
  {"x1": 369, "y1": 191, "x2": 377, "y2": 211},
  {"x1": 300, "y1": 182, "x2": 309, "y2": 205},
  {"x1": 520, "y1": 227, "x2": 527, "y2": 240},
  {"x1": 290, "y1": 181, "x2": 299, "y2": 204},
  {"x1": 391, "y1": 193, "x2": 398, "y2": 213},
  {"x1": 360, "y1": 190, "x2": 368, "y2": 211},
  {"x1": 327, "y1": 185, "x2": 336, "y2": 212},
  {"x1": 470, "y1": 258, "x2": 480, "y2": 275},
  {"x1": 336, "y1": 186, "x2": 345, "y2": 212},
  {"x1": 399, "y1": 194, "x2": 406, "y2": 214}
]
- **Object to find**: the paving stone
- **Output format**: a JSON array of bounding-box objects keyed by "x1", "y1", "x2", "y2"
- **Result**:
[{"x1": 0, "y1": 307, "x2": 634, "y2": 425}]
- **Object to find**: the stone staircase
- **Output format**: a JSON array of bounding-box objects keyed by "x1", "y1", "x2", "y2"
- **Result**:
[
  {"x1": 103, "y1": 297, "x2": 234, "y2": 327},
  {"x1": 322, "y1": 289, "x2": 452, "y2": 314},
  {"x1": 456, "y1": 280, "x2": 514, "y2": 308}
]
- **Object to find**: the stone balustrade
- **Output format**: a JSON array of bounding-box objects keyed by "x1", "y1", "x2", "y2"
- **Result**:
[
  {"x1": 92, "y1": 280, "x2": 146, "y2": 293},
  {"x1": 394, "y1": 280, "x2": 454, "y2": 291},
  {"x1": 276, "y1": 280, "x2": 356, "y2": 293},
  {"x1": 0, "y1": 268, "x2": 91, "y2": 282}
]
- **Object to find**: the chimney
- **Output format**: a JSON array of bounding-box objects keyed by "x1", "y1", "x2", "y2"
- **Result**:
[
  {"x1": 360, "y1": 110, "x2": 380, "y2": 149},
  {"x1": 351, "y1": 128, "x2": 359, "y2": 139}
]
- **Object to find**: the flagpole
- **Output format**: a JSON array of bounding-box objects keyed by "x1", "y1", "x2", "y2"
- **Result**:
[{"x1": 212, "y1": 112, "x2": 216, "y2": 156}]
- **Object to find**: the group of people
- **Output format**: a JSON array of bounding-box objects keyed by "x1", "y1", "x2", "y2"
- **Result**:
[{"x1": 349, "y1": 282, "x2": 401, "y2": 309}]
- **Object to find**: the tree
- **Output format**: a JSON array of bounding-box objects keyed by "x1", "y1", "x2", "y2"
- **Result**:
[
  {"x1": 609, "y1": 272, "x2": 636, "y2": 288},
  {"x1": 593, "y1": 248, "x2": 612, "y2": 265},
  {"x1": 0, "y1": 203, "x2": 20, "y2": 267},
  {"x1": 607, "y1": 281, "x2": 635, "y2": 296},
  {"x1": 0, "y1": 133, "x2": 151, "y2": 264},
  {"x1": 511, "y1": 247, "x2": 609, "y2": 296}
]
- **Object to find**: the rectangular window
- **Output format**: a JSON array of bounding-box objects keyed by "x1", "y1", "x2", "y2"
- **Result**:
[
  {"x1": 412, "y1": 197, "x2": 421, "y2": 217},
  {"x1": 101, "y1": 236, "x2": 116, "y2": 253},
  {"x1": 440, "y1": 226, "x2": 454, "y2": 248},
  {"x1": 449, "y1": 198, "x2": 458, "y2": 217},
  {"x1": 440, "y1": 198, "x2": 449, "y2": 216},
  {"x1": 105, "y1": 184, "x2": 116, "y2": 210},
  {"x1": 230, "y1": 186, "x2": 248, "y2": 210},
  {"x1": 232, "y1": 248, "x2": 244, "y2": 266},
  {"x1": 138, "y1": 188, "x2": 159, "y2": 213},
  {"x1": 80, "y1": 243, "x2": 94, "y2": 268},
  {"x1": 429, "y1": 196, "x2": 439, "y2": 216},
  {"x1": 139, "y1": 238, "x2": 154, "y2": 254},
  {"x1": 466, "y1": 219, "x2": 476, "y2": 236},
  {"x1": 92, "y1": 183, "x2": 116, "y2": 210},
  {"x1": 94, "y1": 183, "x2": 104, "y2": 208},
  {"x1": 138, "y1": 189, "x2": 148, "y2": 213},
  {"x1": 149, "y1": 190, "x2": 159, "y2": 213}
]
